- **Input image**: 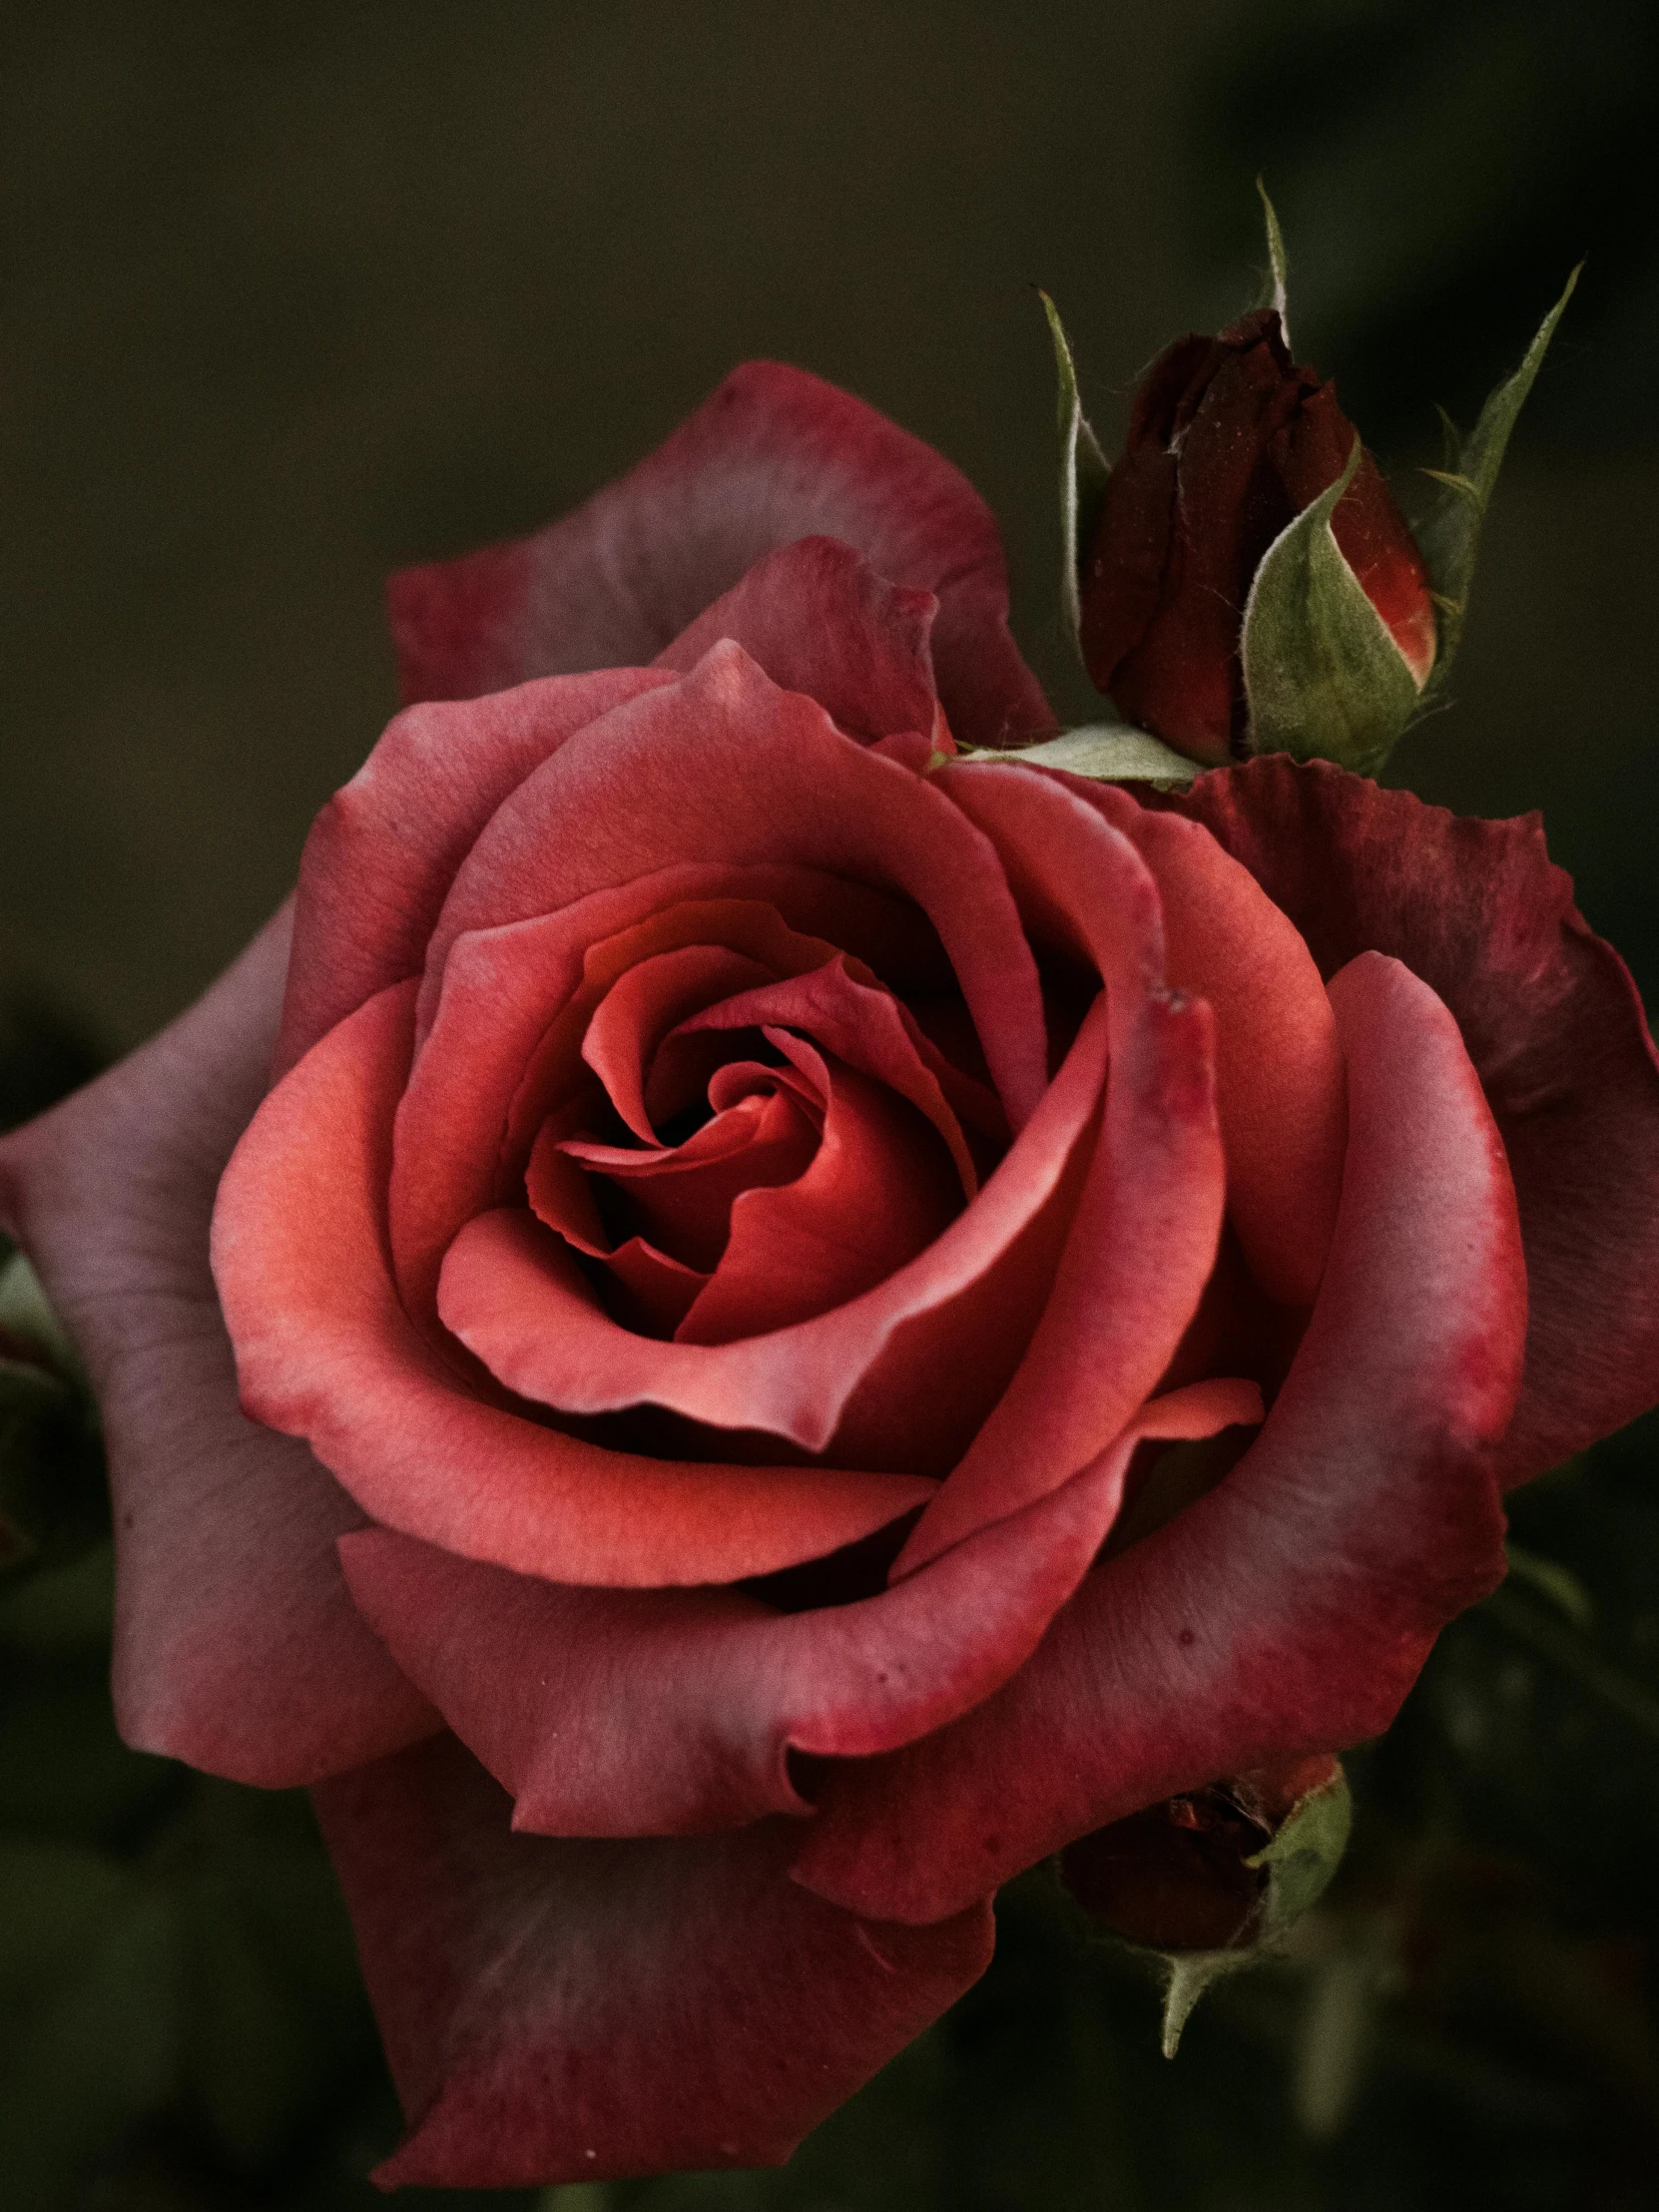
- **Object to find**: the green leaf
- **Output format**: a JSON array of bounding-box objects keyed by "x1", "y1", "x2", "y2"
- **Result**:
[
  {"x1": 1159, "y1": 1767, "x2": 1353, "y2": 2058},
  {"x1": 1240, "y1": 436, "x2": 1421, "y2": 774},
  {"x1": 1415, "y1": 267, "x2": 1580, "y2": 698},
  {"x1": 961, "y1": 722, "x2": 1198, "y2": 787},
  {"x1": 1039, "y1": 291, "x2": 1110, "y2": 650},
  {"x1": 1254, "y1": 176, "x2": 1291, "y2": 342}
]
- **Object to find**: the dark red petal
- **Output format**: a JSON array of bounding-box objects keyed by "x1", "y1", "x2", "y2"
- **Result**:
[
  {"x1": 794, "y1": 953, "x2": 1525, "y2": 1923},
  {"x1": 276, "y1": 669, "x2": 673, "y2": 1080},
  {"x1": 1164, "y1": 756, "x2": 1659, "y2": 1482},
  {"x1": 385, "y1": 359, "x2": 1050, "y2": 750},
  {"x1": 1105, "y1": 334, "x2": 1306, "y2": 761},
  {"x1": 1274, "y1": 385, "x2": 1435, "y2": 687},
  {"x1": 313, "y1": 1735, "x2": 994, "y2": 2189},
  {"x1": 213, "y1": 981, "x2": 936, "y2": 1584},
  {"x1": 0, "y1": 911, "x2": 437, "y2": 1785},
  {"x1": 654, "y1": 535, "x2": 943, "y2": 745}
]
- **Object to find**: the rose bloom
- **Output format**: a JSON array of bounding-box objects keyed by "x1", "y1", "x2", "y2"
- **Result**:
[
  {"x1": 3, "y1": 364, "x2": 1657, "y2": 2187},
  {"x1": 1079, "y1": 307, "x2": 1437, "y2": 763}
]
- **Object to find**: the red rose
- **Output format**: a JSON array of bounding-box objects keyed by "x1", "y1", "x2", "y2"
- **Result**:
[
  {"x1": 1079, "y1": 309, "x2": 1437, "y2": 764},
  {"x1": 3, "y1": 363, "x2": 1656, "y2": 2187}
]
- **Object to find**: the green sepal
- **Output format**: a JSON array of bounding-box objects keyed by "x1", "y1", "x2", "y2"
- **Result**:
[
  {"x1": 1254, "y1": 176, "x2": 1291, "y2": 343},
  {"x1": 1415, "y1": 267, "x2": 1579, "y2": 700},
  {"x1": 1039, "y1": 291, "x2": 1110, "y2": 650},
  {"x1": 1240, "y1": 436, "x2": 1420, "y2": 775},
  {"x1": 1158, "y1": 1766, "x2": 1354, "y2": 2058},
  {"x1": 959, "y1": 723, "x2": 1197, "y2": 788}
]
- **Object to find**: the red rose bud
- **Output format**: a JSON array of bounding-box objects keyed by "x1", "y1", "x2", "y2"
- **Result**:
[{"x1": 1078, "y1": 309, "x2": 1435, "y2": 769}]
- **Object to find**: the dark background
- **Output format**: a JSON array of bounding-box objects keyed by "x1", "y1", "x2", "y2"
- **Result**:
[
  {"x1": 2, "y1": 4, "x2": 1658, "y2": 2208},
  {"x1": 3, "y1": 0, "x2": 1657, "y2": 1045}
]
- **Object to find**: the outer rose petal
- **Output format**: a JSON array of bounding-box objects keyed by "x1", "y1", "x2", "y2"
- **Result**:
[
  {"x1": 313, "y1": 1733, "x2": 995, "y2": 2188},
  {"x1": 795, "y1": 953, "x2": 1526, "y2": 1923},
  {"x1": 214, "y1": 980, "x2": 935, "y2": 1584},
  {"x1": 386, "y1": 360, "x2": 1051, "y2": 749},
  {"x1": 1164, "y1": 756, "x2": 1659, "y2": 1481},
  {"x1": 275, "y1": 668, "x2": 675, "y2": 1080},
  {"x1": 0, "y1": 909, "x2": 437, "y2": 1786},
  {"x1": 335, "y1": 1381, "x2": 1259, "y2": 1840},
  {"x1": 653, "y1": 536, "x2": 944, "y2": 747}
]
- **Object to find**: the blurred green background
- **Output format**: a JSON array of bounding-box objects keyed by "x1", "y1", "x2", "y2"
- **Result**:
[{"x1": 2, "y1": 1, "x2": 1657, "y2": 2205}]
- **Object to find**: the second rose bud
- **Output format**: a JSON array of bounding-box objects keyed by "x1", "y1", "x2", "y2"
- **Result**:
[{"x1": 1078, "y1": 307, "x2": 1435, "y2": 766}]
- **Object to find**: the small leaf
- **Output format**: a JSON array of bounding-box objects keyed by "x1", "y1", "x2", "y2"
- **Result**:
[
  {"x1": 1039, "y1": 291, "x2": 1110, "y2": 650},
  {"x1": 1415, "y1": 266, "x2": 1580, "y2": 697},
  {"x1": 1240, "y1": 437, "x2": 1420, "y2": 774},
  {"x1": 1255, "y1": 177, "x2": 1291, "y2": 344},
  {"x1": 964, "y1": 722, "x2": 1198, "y2": 787},
  {"x1": 1159, "y1": 1766, "x2": 1353, "y2": 2058}
]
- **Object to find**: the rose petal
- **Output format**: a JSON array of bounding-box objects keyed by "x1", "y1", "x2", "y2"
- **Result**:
[
  {"x1": 386, "y1": 359, "x2": 1051, "y2": 749},
  {"x1": 1065, "y1": 777, "x2": 1347, "y2": 1307},
  {"x1": 0, "y1": 909, "x2": 438, "y2": 1786},
  {"x1": 794, "y1": 952, "x2": 1525, "y2": 1922},
  {"x1": 895, "y1": 989, "x2": 1225, "y2": 1572},
  {"x1": 437, "y1": 1001, "x2": 1109, "y2": 1456},
  {"x1": 337, "y1": 1379, "x2": 1259, "y2": 1843},
  {"x1": 213, "y1": 981, "x2": 937, "y2": 1585},
  {"x1": 417, "y1": 645, "x2": 1049, "y2": 1126},
  {"x1": 675, "y1": 1035, "x2": 961, "y2": 1344},
  {"x1": 580, "y1": 941, "x2": 778, "y2": 1140},
  {"x1": 562, "y1": 1085, "x2": 821, "y2": 1278},
  {"x1": 392, "y1": 875, "x2": 938, "y2": 1319},
  {"x1": 1163, "y1": 756, "x2": 1659, "y2": 1482},
  {"x1": 276, "y1": 668, "x2": 674, "y2": 1079},
  {"x1": 653, "y1": 535, "x2": 943, "y2": 746},
  {"x1": 313, "y1": 1734, "x2": 993, "y2": 2188},
  {"x1": 667, "y1": 953, "x2": 981, "y2": 1198}
]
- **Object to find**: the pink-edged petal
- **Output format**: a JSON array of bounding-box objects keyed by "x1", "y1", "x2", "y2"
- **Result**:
[
  {"x1": 437, "y1": 1004, "x2": 1109, "y2": 1455},
  {"x1": 895, "y1": 990, "x2": 1224, "y2": 1572},
  {"x1": 214, "y1": 980, "x2": 933, "y2": 1584},
  {"x1": 338, "y1": 1382, "x2": 1257, "y2": 1842},
  {"x1": 653, "y1": 535, "x2": 943, "y2": 745},
  {"x1": 795, "y1": 952, "x2": 1526, "y2": 1923},
  {"x1": 313, "y1": 1734, "x2": 994, "y2": 2188},
  {"x1": 1163, "y1": 756, "x2": 1659, "y2": 1481},
  {"x1": 0, "y1": 909, "x2": 437, "y2": 1786},
  {"x1": 1068, "y1": 778, "x2": 1346, "y2": 1308},
  {"x1": 417, "y1": 644, "x2": 1049, "y2": 1126},
  {"x1": 276, "y1": 669, "x2": 672, "y2": 1080},
  {"x1": 386, "y1": 358, "x2": 1051, "y2": 749}
]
